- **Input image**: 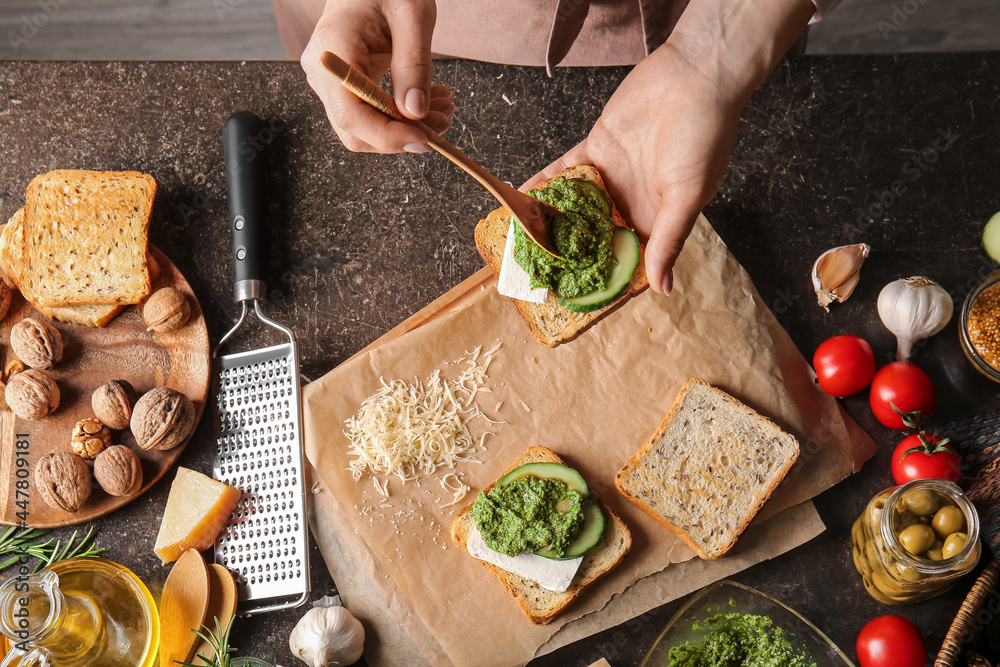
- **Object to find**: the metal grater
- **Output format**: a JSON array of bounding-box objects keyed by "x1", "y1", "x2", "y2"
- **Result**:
[{"x1": 212, "y1": 111, "x2": 310, "y2": 615}]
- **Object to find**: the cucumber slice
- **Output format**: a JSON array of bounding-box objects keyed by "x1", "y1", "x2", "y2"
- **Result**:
[
  {"x1": 570, "y1": 179, "x2": 612, "y2": 217},
  {"x1": 536, "y1": 501, "x2": 607, "y2": 560},
  {"x1": 983, "y1": 211, "x2": 1000, "y2": 263},
  {"x1": 557, "y1": 227, "x2": 640, "y2": 313},
  {"x1": 496, "y1": 462, "x2": 588, "y2": 495}
]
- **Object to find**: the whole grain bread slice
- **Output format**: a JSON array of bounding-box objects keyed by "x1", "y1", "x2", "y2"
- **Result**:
[
  {"x1": 615, "y1": 378, "x2": 800, "y2": 560},
  {"x1": 450, "y1": 445, "x2": 631, "y2": 625},
  {"x1": 20, "y1": 170, "x2": 155, "y2": 307},
  {"x1": 1, "y1": 208, "x2": 159, "y2": 327},
  {"x1": 474, "y1": 165, "x2": 648, "y2": 347}
]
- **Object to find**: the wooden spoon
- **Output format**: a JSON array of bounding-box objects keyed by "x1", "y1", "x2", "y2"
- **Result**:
[
  {"x1": 159, "y1": 548, "x2": 211, "y2": 667},
  {"x1": 321, "y1": 51, "x2": 563, "y2": 258},
  {"x1": 193, "y1": 565, "x2": 238, "y2": 665}
]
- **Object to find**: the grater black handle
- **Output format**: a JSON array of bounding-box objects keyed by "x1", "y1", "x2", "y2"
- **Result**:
[{"x1": 223, "y1": 111, "x2": 268, "y2": 302}]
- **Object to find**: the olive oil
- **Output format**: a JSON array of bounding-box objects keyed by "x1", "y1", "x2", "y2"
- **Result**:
[{"x1": 0, "y1": 558, "x2": 158, "y2": 667}]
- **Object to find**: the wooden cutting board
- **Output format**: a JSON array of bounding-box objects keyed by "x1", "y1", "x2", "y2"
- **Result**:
[{"x1": 0, "y1": 246, "x2": 210, "y2": 527}]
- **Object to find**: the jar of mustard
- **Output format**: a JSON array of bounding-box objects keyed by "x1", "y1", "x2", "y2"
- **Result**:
[{"x1": 851, "y1": 479, "x2": 980, "y2": 604}]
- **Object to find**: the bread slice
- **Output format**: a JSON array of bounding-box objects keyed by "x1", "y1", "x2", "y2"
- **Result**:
[
  {"x1": 1, "y1": 208, "x2": 160, "y2": 327},
  {"x1": 450, "y1": 445, "x2": 631, "y2": 625},
  {"x1": 474, "y1": 165, "x2": 648, "y2": 347},
  {"x1": 615, "y1": 378, "x2": 799, "y2": 560},
  {"x1": 19, "y1": 170, "x2": 155, "y2": 307}
]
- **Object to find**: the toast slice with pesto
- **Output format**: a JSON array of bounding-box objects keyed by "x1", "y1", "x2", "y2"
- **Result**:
[
  {"x1": 615, "y1": 378, "x2": 800, "y2": 560},
  {"x1": 450, "y1": 445, "x2": 632, "y2": 625},
  {"x1": 474, "y1": 165, "x2": 648, "y2": 347}
]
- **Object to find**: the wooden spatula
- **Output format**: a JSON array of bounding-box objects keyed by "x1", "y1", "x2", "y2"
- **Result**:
[
  {"x1": 160, "y1": 548, "x2": 211, "y2": 667},
  {"x1": 321, "y1": 51, "x2": 562, "y2": 258},
  {"x1": 193, "y1": 564, "x2": 239, "y2": 665}
]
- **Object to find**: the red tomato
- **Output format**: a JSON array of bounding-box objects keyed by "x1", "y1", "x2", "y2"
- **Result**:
[
  {"x1": 891, "y1": 433, "x2": 960, "y2": 484},
  {"x1": 857, "y1": 615, "x2": 926, "y2": 667},
  {"x1": 812, "y1": 335, "x2": 877, "y2": 398},
  {"x1": 869, "y1": 362, "x2": 936, "y2": 430}
]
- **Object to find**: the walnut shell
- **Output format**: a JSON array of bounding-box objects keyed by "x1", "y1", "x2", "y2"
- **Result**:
[
  {"x1": 10, "y1": 317, "x2": 64, "y2": 370},
  {"x1": 131, "y1": 387, "x2": 196, "y2": 451},
  {"x1": 5, "y1": 370, "x2": 59, "y2": 420},
  {"x1": 71, "y1": 418, "x2": 112, "y2": 459},
  {"x1": 143, "y1": 287, "x2": 191, "y2": 333},
  {"x1": 94, "y1": 445, "x2": 142, "y2": 497},
  {"x1": 92, "y1": 379, "x2": 136, "y2": 430},
  {"x1": 35, "y1": 451, "x2": 91, "y2": 513}
]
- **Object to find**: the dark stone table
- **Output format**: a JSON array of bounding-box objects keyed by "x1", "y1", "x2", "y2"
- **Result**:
[{"x1": 1, "y1": 53, "x2": 998, "y2": 665}]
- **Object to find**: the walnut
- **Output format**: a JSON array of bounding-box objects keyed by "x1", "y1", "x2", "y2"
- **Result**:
[
  {"x1": 131, "y1": 387, "x2": 196, "y2": 451},
  {"x1": 35, "y1": 452, "x2": 91, "y2": 513},
  {"x1": 94, "y1": 445, "x2": 142, "y2": 497},
  {"x1": 143, "y1": 287, "x2": 191, "y2": 333},
  {"x1": 70, "y1": 418, "x2": 112, "y2": 459},
  {"x1": 9, "y1": 317, "x2": 64, "y2": 370},
  {"x1": 5, "y1": 370, "x2": 59, "y2": 420},
  {"x1": 91, "y1": 379, "x2": 136, "y2": 430}
]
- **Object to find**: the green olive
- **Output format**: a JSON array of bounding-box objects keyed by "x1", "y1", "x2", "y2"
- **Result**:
[
  {"x1": 932, "y1": 506, "x2": 965, "y2": 539},
  {"x1": 898, "y1": 524, "x2": 936, "y2": 555},
  {"x1": 925, "y1": 540, "x2": 945, "y2": 561},
  {"x1": 894, "y1": 563, "x2": 924, "y2": 582},
  {"x1": 942, "y1": 532, "x2": 968, "y2": 559},
  {"x1": 901, "y1": 489, "x2": 940, "y2": 516},
  {"x1": 896, "y1": 512, "x2": 919, "y2": 530}
]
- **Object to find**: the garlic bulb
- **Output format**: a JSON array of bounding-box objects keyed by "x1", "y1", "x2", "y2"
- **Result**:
[
  {"x1": 812, "y1": 244, "x2": 870, "y2": 310},
  {"x1": 289, "y1": 595, "x2": 365, "y2": 667},
  {"x1": 877, "y1": 277, "x2": 953, "y2": 362}
]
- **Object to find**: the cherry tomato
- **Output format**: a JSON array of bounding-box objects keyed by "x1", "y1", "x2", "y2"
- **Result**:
[
  {"x1": 812, "y1": 335, "x2": 876, "y2": 398},
  {"x1": 891, "y1": 433, "x2": 960, "y2": 484},
  {"x1": 856, "y1": 615, "x2": 926, "y2": 667},
  {"x1": 869, "y1": 362, "x2": 936, "y2": 430}
]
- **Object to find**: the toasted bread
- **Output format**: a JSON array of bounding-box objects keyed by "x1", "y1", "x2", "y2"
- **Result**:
[
  {"x1": 1, "y1": 208, "x2": 160, "y2": 328},
  {"x1": 450, "y1": 445, "x2": 631, "y2": 625},
  {"x1": 615, "y1": 378, "x2": 800, "y2": 560},
  {"x1": 20, "y1": 170, "x2": 155, "y2": 307},
  {"x1": 474, "y1": 165, "x2": 648, "y2": 347}
]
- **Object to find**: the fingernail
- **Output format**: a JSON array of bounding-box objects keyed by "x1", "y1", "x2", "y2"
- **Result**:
[
  {"x1": 405, "y1": 88, "x2": 427, "y2": 117},
  {"x1": 433, "y1": 120, "x2": 452, "y2": 134},
  {"x1": 661, "y1": 270, "x2": 673, "y2": 295},
  {"x1": 443, "y1": 103, "x2": 457, "y2": 116},
  {"x1": 403, "y1": 142, "x2": 429, "y2": 153}
]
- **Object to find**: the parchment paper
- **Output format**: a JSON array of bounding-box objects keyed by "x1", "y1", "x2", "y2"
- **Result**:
[{"x1": 303, "y1": 215, "x2": 877, "y2": 667}]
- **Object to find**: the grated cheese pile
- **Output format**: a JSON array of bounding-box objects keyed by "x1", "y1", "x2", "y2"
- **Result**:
[{"x1": 344, "y1": 343, "x2": 503, "y2": 506}]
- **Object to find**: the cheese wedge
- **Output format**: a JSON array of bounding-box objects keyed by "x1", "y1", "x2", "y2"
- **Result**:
[{"x1": 154, "y1": 467, "x2": 241, "y2": 564}]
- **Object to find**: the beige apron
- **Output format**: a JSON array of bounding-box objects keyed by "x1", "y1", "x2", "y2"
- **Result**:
[{"x1": 273, "y1": 0, "x2": 689, "y2": 73}]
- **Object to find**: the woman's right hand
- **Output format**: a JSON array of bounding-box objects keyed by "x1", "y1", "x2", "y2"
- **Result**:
[{"x1": 300, "y1": 0, "x2": 455, "y2": 153}]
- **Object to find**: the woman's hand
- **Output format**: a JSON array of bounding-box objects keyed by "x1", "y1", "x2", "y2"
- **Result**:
[
  {"x1": 525, "y1": 0, "x2": 815, "y2": 294},
  {"x1": 523, "y1": 48, "x2": 740, "y2": 295},
  {"x1": 300, "y1": 0, "x2": 455, "y2": 153}
]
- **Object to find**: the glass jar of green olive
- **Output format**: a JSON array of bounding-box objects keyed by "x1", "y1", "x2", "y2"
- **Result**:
[{"x1": 851, "y1": 479, "x2": 980, "y2": 604}]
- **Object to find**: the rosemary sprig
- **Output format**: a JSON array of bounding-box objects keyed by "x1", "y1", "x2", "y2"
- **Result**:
[
  {"x1": 177, "y1": 616, "x2": 236, "y2": 667},
  {"x1": 0, "y1": 525, "x2": 105, "y2": 572}
]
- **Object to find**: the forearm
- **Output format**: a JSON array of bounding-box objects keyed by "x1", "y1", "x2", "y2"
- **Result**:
[{"x1": 666, "y1": 0, "x2": 815, "y2": 110}]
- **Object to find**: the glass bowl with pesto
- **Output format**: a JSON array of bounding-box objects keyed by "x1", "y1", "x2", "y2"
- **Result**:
[
  {"x1": 960, "y1": 269, "x2": 1000, "y2": 382},
  {"x1": 640, "y1": 580, "x2": 854, "y2": 667}
]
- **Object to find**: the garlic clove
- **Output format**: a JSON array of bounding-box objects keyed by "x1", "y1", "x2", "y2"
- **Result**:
[{"x1": 812, "y1": 243, "x2": 871, "y2": 310}]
